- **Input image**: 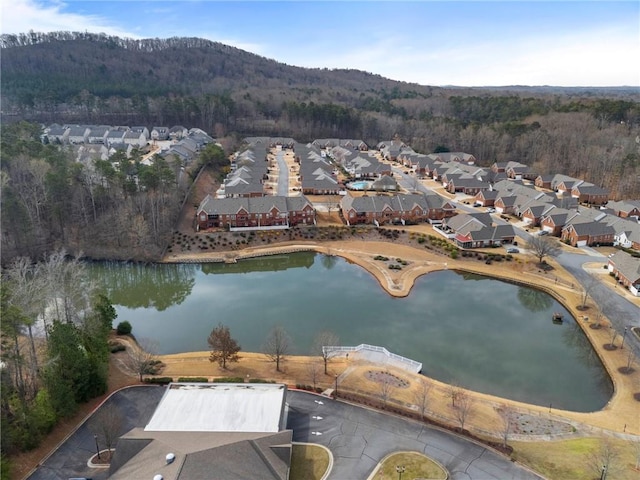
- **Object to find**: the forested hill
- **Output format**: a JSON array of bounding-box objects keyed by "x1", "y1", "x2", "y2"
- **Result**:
[
  {"x1": 2, "y1": 31, "x2": 640, "y2": 200},
  {"x1": 0, "y1": 31, "x2": 439, "y2": 126}
]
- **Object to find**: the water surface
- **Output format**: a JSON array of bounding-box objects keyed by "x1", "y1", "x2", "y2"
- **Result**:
[{"x1": 89, "y1": 253, "x2": 611, "y2": 411}]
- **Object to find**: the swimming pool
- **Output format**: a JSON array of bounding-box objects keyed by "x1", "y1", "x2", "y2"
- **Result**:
[{"x1": 348, "y1": 180, "x2": 372, "y2": 190}]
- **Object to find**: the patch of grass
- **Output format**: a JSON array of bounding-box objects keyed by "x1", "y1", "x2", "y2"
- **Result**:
[
  {"x1": 289, "y1": 444, "x2": 330, "y2": 480},
  {"x1": 376, "y1": 452, "x2": 447, "y2": 480},
  {"x1": 511, "y1": 437, "x2": 638, "y2": 480}
]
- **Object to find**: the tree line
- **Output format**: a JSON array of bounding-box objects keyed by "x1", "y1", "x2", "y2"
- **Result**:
[
  {"x1": 0, "y1": 251, "x2": 117, "y2": 476},
  {"x1": 0, "y1": 122, "x2": 219, "y2": 264}
]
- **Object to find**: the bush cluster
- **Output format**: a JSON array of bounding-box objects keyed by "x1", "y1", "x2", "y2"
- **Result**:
[
  {"x1": 143, "y1": 377, "x2": 173, "y2": 385},
  {"x1": 116, "y1": 321, "x2": 132, "y2": 335},
  {"x1": 296, "y1": 384, "x2": 324, "y2": 393}
]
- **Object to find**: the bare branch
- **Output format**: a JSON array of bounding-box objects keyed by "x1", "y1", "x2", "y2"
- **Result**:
[
  {"x1": 413, "y1": 377, "x2": 432, "y2": 420},
  {"x1": 452, "y1": 391, "x2": 475, "y2": 430},
  {"x1": 118, "y1": 339, "x2": 159, "y2": 381},
  {"x1": 263, "y1": 324, "x2": 291, "y2": 372},
  {"x1": 312, "y1": 330, "x2": 340, "y2": 375}
]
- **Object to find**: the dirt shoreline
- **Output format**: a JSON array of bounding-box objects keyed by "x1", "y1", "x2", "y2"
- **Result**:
[{"x1": 161, "y1": 239, "x2": 639, "y2": 438}]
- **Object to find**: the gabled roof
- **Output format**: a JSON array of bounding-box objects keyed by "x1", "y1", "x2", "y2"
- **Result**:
[
  {"x1": 197, "y1": 195, "x2": 312, "y2": 216},
  {"x1": 563, "y1": 221, "x2": 615, "y2": 236},
  {"x1": 606, "y1": 200, "x2": 640, "y2": 214},
  {"x1": 608, "y1": 251, "x2": 640, "y2": 283},
  {"x1": 341, "y1": 193, "x2": 442, "y2": 215},
  {"x1": 445, "y1": 212, "x2": 492, "y2": 233},
  {"x1": 572, "y1": 184, "x2": 609, "y2": 195},
  {"x1": 478, "y1": 190, "x2": 499, "y2": 200}
]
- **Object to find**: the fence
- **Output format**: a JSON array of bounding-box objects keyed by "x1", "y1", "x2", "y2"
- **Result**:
[{"x1": 323, "y1": 344, "x2": 422, "y2": 373}]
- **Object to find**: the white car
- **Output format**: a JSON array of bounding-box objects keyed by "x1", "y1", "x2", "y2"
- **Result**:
[{"x1": 486, "y1": 208, "x2": 496, "y2": 213}]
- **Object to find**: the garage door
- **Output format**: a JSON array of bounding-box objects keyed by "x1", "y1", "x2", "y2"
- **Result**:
[{"x1": 577, "y1": 240, "x2": 587, "y2": 247}]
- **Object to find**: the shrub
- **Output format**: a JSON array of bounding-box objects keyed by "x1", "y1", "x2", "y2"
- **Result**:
[
  {"x1": 177, "y1": 377, "x2": 208, "y2": 383},
  {"x1": 109, "y1": 344, "x2": 126, "y2": 353},
  {"x1": 143, "y1": 377, "x2": 173, "y2": 385},
  {"x1": 116, "y1": 321, "x2": 132, "y2": 335},
  {"x1": 212, "y1": 377, "x2": 245, "y2": 383},
  {"x1": 450, "y1": 250, "x2": 458, "y2": 259}
]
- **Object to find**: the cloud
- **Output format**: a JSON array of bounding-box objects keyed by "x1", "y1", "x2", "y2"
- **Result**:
[
  {"x1": 290, "y1": 23, "x2": 639, "y2": 87},
  {"x1": 1, "y1": 0, "x2": 140, "y2": 38}
]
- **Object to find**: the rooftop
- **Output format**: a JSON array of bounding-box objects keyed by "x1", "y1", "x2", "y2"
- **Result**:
[{"x1": 145, "y1": 383, "x2": 287, "y2": 433}]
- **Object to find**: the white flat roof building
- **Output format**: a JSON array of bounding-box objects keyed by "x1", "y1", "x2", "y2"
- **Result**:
[{"x1": 145, "y1": 383, "x2": 288, "y2": 433}]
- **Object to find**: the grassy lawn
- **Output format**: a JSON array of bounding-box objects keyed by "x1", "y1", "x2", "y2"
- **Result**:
[
  {"x1": 375, "y1": 451, "x2": 447, "y2": 480},
  {"x1": 512, "y1": 437, "x2": 640, "y2": 480},
  {"x1": 290, "y1": 444, "x2": 330, "y2": 480}
]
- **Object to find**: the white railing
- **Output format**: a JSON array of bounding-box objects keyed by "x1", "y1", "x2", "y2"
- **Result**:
[{"x1": 323, "y1": 344, "x2": 422, "y2": 373}]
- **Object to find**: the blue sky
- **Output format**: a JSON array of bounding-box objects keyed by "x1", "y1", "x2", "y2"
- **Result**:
[{"x1": 2, "y1": 0, "x2": 639, "y2": 87}]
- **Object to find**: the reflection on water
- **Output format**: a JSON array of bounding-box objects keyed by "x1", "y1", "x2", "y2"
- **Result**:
[
  {"x1": 87, "y1": 253, "x2": 612, "y2": 411},
  {"x1": 517, "y1": 286, "x2": 553, "y2": 313},
  {"x1": 89, "y1": 262, "x2": 196, "y2": 311},
  {"x1": 200, "y1": 252, "x2": 315, "y2": 275}
]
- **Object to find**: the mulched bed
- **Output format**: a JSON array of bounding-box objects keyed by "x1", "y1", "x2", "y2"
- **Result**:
[{"x1": 365, "y1": 370, "x2": 410, "y2": 389}]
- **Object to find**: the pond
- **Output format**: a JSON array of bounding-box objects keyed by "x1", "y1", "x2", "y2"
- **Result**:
[{"x1": 88, "y1": 252, "x2": 612, "y2": 411}]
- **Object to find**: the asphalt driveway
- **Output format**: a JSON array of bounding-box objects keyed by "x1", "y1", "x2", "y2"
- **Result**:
[
  {"x1": 287, "y1": 390, "x2": 542, "y2": 480},
  {"x1": 26, "y1": 386, "x2": 166, "y2": 480}
]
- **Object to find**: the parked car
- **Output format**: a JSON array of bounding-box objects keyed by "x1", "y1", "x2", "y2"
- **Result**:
[
  {"x1": 507, "y1": 248, "x2": 519, "y2": 253},
  {"x1": 487, "y1": 207, "x2": 496, "y2": 213},
  {"x1": 538, "y1": 230, "x2": 550, "y2": 236}
]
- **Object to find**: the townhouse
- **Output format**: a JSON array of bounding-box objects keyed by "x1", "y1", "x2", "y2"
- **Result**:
[
  {"x1": 340, "y1": 192, "x2": 455, "y2": 226},
  {"x1": 607, "y1": 251, "x2": 640, "y2": 296},
  {"x1": 195, "y1": 194, "x2": 315, "y2": 231}
]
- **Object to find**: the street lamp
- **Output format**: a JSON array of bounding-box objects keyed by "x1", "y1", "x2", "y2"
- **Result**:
[
  {"x1": 396, "y1": 465, "x2": 406, "y2": 480},
  {"x1": 94, "y1": 434, "x2": 101, "y2": 460},
  {"x1": 621, "y1": 326, "x2": 628, "y2": 349},
  {"x1": 334, "y1": 374, "x2": 338, "y2": 397},
  {"x1": 600, "y1": 464, "x2": 607, "y2": 480}
]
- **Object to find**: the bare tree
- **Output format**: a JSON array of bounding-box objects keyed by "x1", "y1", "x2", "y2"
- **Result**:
[
  {"x1": 447, "y1": 383, "x2": 463, "y2": 407},
  {"x1": 526, "y1": 236, "x2": 561, "y2": 265},
  {"x1": 496, "y1": 405, "x2": 517, "y2": 448},
  {"x1": 312, "y1": 330, "x2": 340, "y2": 374},
  {"x1": 378, "y1": 371, "x2": 395, "y2": 409},
  {"x1": 413, "y1": 377, "x2": 432, "y2": 421},
  {"x1": 306, "y1": 361, "x2": 322, "y2": 390},
  {"x1": 263, "y1": 324, "x2": 291, "y2": 372},
  {"x1": 580, "y1": 275, "x2": 599, "y2": 310},
  {"x1": 452, "y1": 391, "x2": 475, "y2": 430},
  {"x1": 586, "y1": 438, "x2": 623, "y2": 480},
  {"x1": 91, "y1": 403, "x2": 123, "y2": 454},
  {"x1": 624, "y1": 350, "x2": 636, "y2": 373},
  {"x1": 118, "y1": 339, "x2": 159, "y2": 381},
  {"x1": 208, "y1": 323, "x2": 241, "y2": 369}
]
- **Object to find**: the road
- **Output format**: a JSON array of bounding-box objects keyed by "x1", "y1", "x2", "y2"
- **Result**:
[
  {"x1": 555, "y1": 251, "x2": 640, "y2": 356},
  {"x1": 287, "y1": 390, "x2": 542, "y2": 480},
  {"x1": 276, "y1": 149, "x2": 289, "y2": 196}
]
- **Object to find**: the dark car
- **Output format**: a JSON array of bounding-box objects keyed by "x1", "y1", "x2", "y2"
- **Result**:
[{"x1": 507, "y1": 248, "x2": 519, "y2": 253}]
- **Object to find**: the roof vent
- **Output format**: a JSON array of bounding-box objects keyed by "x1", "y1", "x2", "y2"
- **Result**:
[
  {"x1": 153, "y1": 475, "x2": 163, "y2": 480},
  {"x1": 166, "y1": 453, "x2": 175, "y2": 464}
]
